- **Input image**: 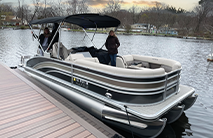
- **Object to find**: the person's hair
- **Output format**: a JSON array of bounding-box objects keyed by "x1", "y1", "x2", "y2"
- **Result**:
[
  {"x1": 44, "y1": 27, "x2": 50, "y2": 34},
  {"x1": 108, "y1": 30, "x2": 117, "y2": 38}
]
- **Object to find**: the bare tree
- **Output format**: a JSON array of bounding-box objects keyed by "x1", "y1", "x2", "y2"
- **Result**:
[
  {"x1": 64, "y1": 0, "x2": 88, "y2": 15},
  {"x1": 194, "y1": 0, "x2": 213, "y2": 32},
  {"x1": 103, "y1": 0, "x2": 122, "y2": 17},
  {"x1": 0, "y1": 4, "x2": 14, "y2": 14},
  {"x1": 128, "y1": 5, "x2": 141, "y2": 24},
  {"x1": 204, "y1": 16, "x2": 213, "y2": 34},
  {"x1": 47, "y1": 0, "x2": 63, "y2": 16},
  {"x1": 176, "y1": 14, "x2": 195, "y2": 35},
  {"x1": 16, "y1": 0, "x2": 23, "y2": 24},
  {"x1": 0, "y1": 3, "x2": 15, "y2": 25},
  {"x1": 78, "y1": 0, "x2": 88, "y2": 14},
  {"x1": 148, "y1": 3, "x2": 167, "y2": 33}
]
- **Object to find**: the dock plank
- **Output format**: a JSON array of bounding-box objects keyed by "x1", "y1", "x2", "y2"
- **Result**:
[
  {"x1": 0, "y1": 63, "x2": 111, "y2": 138},
  {"x1": 0, "y1": 105, "x2": 56, "y2": 125},
  {"x1": 27, "y1": 119, "x2": 76, "y2": 138},
  {"x1": 0, "y1": 100, "x2": 51, "y2": 120},
  {"x1": 72, "y1": 130, "x2": 92, "y2": 138},
  {"x1": 0, "y1": 108, "x2": 59, "y2": 130},
  {"x1": 10, "y1": 113, "x2": 67, "y2": 138},
  {"x1": 58, "y1": 126, "x2": 86, "y2": 138},
  {"x1": 0, "y1": 110, "x2": 64, "y2": 137},
  {"x1": 43, "y1": 122, "x2": 81, "y2": 138},
  {"x1": 0, "y1": 98, "x2": 46, "y2": 114}
]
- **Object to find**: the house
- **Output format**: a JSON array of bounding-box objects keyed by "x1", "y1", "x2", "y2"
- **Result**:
[
  {"x1": 159, "y1": 25, "x2": 178, "y2": 35},
  {"x1": 131, "y1": 23, "x2": 147, "y2": 30},
  {"x1": 131, "y1": 23, "x2": 156, "y2": 33},
  {"x1": 1, "y1": 15, "x2": 6, "y2": 21},
  {"x1": 1, "y1": 15, "x2": 28, "y2": 26}
]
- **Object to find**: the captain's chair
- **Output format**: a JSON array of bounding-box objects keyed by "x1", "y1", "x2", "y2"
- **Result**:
[{"x1": 52, "y1": 42, "x2": 69, "y2": 59}]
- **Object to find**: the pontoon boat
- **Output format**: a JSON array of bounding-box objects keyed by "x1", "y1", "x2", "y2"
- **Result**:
[{"x1": 20, "y1": 14, "x2": 198, "y2": 138}]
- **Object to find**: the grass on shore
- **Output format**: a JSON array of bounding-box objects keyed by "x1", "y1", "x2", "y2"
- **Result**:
[{"x1": 2, "y1": 26, "x2": 213, "y2": 40}]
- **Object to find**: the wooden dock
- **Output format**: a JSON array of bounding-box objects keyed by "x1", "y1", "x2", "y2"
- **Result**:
[{"x1": 0, "y1": 63, "x2": 121, "y2": 138}]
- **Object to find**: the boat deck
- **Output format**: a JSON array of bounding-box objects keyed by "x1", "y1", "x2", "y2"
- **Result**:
[
  {"x1": 0, "y1": 63, "x2": 120, "y2": 138},
  {"x1": 127, "y1": 85, "x2": 195, "y2": 119}
]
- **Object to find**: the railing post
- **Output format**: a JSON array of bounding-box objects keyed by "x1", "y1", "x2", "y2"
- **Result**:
[
  {"x1": 176, "y1": 70, "x2": 181, "y2": 94},
  {"x1": 164, "y1": 75, "x2": 168, "y2": 100},
  {"x1": 71, "y1": 64, "x2": 73, "y2": 85}
]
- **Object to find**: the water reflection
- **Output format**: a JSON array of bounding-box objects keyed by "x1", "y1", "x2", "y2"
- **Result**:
[
  {"x1": 108, "y1": 112, "x2": 192, "y2": 138},
  {"x1": 158, "y1": 113, "x2": 192, "y2": 138}
]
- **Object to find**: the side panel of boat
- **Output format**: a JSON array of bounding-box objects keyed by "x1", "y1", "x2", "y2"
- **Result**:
[
  {"x1": 24, "y1": 69, "x2": 167, "y2": 138},
  {"x1": 24, "y1": 69, "x2": 104, "y2": 119},
  {"x1": 25, "y1": 57, "x2": 181, "y2": 105},
  {"x1": 102, "y1": 106, "x2": 167, "y2": 137}
]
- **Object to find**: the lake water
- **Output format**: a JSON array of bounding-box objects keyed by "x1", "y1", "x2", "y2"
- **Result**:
[{"x1": 0, "y1": 29, "x2": 213, "y2": 138}]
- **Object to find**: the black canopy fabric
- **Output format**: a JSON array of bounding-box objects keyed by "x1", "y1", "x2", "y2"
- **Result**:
[
  {"x1": 29, "y1": 16, "x2": 66, "y2": 25},
  {"x1": 29, "y1": 14, "x2": 120, "y2": 28}
]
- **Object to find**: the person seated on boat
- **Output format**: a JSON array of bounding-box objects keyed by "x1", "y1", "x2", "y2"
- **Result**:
[
  {"x1": 32, "y1": 27, "x2": 51, "y2": 56},
  {"x1": 32, "y1": 25, "x2": 59, "y2": 56},
  {"x1": 105, "y1": 30, "x2": 120, "y2": 66}
]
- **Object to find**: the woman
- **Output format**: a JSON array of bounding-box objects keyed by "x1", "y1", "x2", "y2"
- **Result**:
[
  {"x1": 32, "y1": 27, "x2": 51, "y2": 56},
  {"x1": 105, "y1": 30, "x2": 120, "y2": 66},
  {"x1": 39, "y1": 27, "x2": 51, "y2": 54}
]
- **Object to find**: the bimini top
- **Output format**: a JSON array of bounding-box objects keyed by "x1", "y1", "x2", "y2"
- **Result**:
[{"x1": 29, "y1": 14, "x2": 121, "y2": 28}]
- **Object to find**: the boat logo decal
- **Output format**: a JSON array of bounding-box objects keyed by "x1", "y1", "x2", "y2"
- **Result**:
[{"x1": 73, "y1": 77, "x2": 89, "y2": 89}]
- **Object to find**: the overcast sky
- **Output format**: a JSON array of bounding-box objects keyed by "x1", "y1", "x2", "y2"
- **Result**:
[{"x1": 1, "y1": 0, "x2": 199, "y2": 11}]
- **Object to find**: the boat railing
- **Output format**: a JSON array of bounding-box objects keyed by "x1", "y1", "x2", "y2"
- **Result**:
[{"x1": 26, "y1": 56, "x2": 181, "y2": 105}]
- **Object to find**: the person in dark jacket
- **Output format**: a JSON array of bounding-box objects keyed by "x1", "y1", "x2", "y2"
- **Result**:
[
  {"x1": 105, "y1": 30, "x2": 120, "y2": 66},
  {"x1": 32, "y1": 27, "x2": 51, "y2": 56},
  {"x1": 32, "y1": 23, "x2": 59, "y2": 56}
]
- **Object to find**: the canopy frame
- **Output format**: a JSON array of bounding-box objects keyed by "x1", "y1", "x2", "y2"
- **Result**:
[{"x1": 29, "y1": 14, "x2": 121, "y2": 58}]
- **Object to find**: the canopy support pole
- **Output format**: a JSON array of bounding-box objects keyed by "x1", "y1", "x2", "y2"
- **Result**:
[
  {"x1": 91, "y1": 23, "x2": 97, "y2": 41},
  {"x1": 57, "y1": 25, "x2": 62, "y2": 59},
  {"x1": 29, "y1": 23, "x2": 45, "y2": 54},
  {"x1": 83, "y1": 33, "x2": 86, "y2": 40},
  {"x1": 82, "y1": 28, "x2": 97, "y2": 48},
  {"x1": 38, "y1": 24, "x2": 43, "y2": 36},
  {"x1": 46, "y1": 22, "x2": 63, "y2": 51}
]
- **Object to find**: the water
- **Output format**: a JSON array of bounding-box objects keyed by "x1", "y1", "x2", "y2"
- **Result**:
[{"x1": 0, "y1": 29, "x2": 213, "y2": 138}]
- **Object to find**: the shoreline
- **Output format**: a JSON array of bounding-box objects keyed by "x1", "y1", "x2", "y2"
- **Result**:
[
  {"x1": 66, "y1": 29, "x2": 213, "y2": 41},
  {"x1": 1, "y1": 26, "x2": 213, "y2": 41}
]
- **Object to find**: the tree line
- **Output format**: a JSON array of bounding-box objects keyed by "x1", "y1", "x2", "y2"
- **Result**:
[
  {"x1": 0, "y1": 0, "x2": 213, "y2": 36},
  {"x1": 103, "y1": 0, "x2": 213, "y2": 36}
]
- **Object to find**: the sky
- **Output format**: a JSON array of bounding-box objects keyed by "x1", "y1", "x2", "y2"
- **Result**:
[{"x1": 1, "y1": 0, "x2": 200, "y2": 11}]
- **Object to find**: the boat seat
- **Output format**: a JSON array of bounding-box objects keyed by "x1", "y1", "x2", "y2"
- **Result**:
[
  {"x1": 127, "y1": 64, "x2": 143, "y2": 69},
  {"x1": 65, "y1": 53, "x2": 85, "y2": 61},
  {"x1": 52, "y1": 42, "x2": 69, "y2": 60},
  {"x1": 116, "y1": 55, "x2": 181, "y2": 72},
  {"x1": 75, "y1": 59, "x2": 165, "y2": 77},
  {"x1": 116, "y1": 55, "x2": 146, "y2": 68},
  {"x1": 65, "y1": 53, "x2": 99, "y2": 63},
  {"x1": 133, "y1": 55, "x2": 181, "y2": 72},
  {"x1": 83, "y1": 58, "x2": 99, "y2": 63}
]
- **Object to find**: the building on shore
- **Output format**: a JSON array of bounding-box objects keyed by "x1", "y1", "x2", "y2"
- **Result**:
[
  {"x1": 131, "y1": 23, "x2": 156, "y2": 33},
  {"x1": 1, "y1": 15, "x2": 28, "y2": 26},
  {"x1": 158, "y1": 25, "x2": 178, "y2": 35}
]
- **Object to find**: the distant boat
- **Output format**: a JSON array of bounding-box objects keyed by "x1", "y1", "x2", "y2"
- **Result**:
[
  {"x1": 207, "y1": 44, "x2": 213, "y2": 61},
  {"x1": 183, "y1": 36, "x2": 197, "y2": 39},
  {"x1": 61, "y1": 28, "x2": 69, "y2": 31}
]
